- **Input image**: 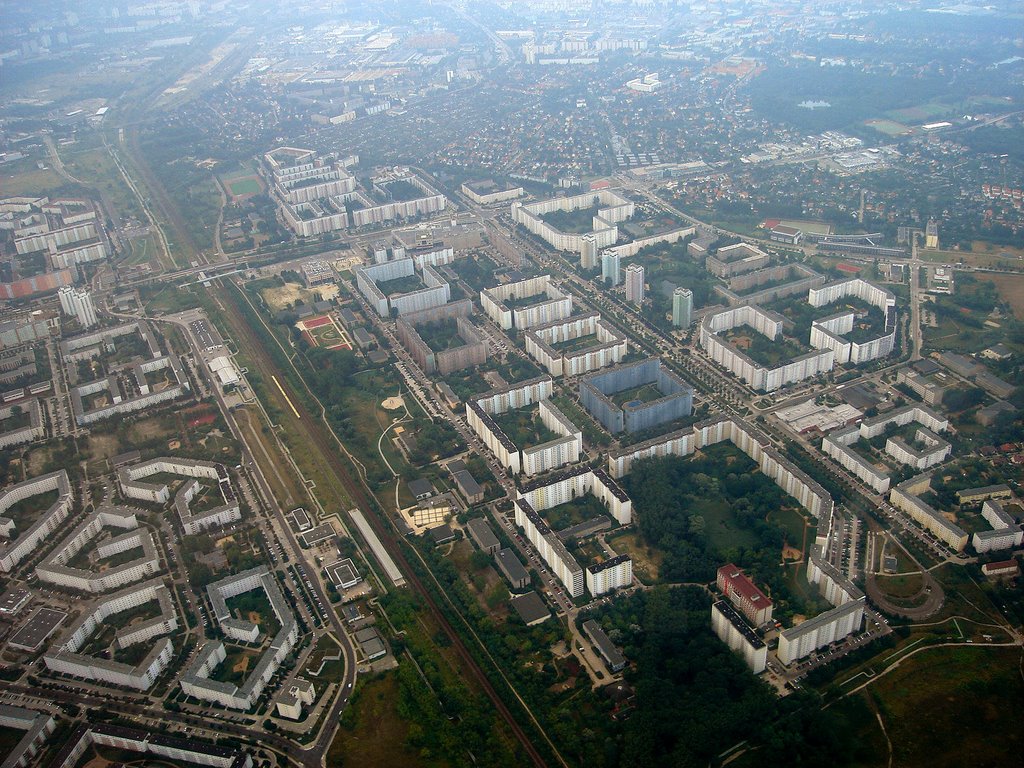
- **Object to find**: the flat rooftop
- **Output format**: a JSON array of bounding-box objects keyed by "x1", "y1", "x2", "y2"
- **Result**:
[{"x1": 9, "y1": 606, "x2": 66, "y2": 651}]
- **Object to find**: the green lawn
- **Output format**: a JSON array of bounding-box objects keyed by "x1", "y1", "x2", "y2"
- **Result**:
[{"x1": 696, "y1": 496, "x2": 760, "y2": 551}]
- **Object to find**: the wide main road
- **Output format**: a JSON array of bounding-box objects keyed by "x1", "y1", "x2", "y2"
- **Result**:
[{"x1": 212, "y1": 280, "x2": 551, "y2": 768}]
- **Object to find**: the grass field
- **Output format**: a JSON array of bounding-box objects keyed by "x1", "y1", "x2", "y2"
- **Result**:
[
  {"x1": 0, "y1": 165, "x2": 69, "y2": 196},
  {"x1": 329, "y1": 672, "x2": 438, "y2": 768},
  {"x1": 859, "y1": 646, "x2": 1024, "y2": 768},
  {"x1": 696, "y1": 496, "x2": 760, "y2": 551}
]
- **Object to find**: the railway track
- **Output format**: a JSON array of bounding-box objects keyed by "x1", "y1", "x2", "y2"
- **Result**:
[{"x1": 215, "y1": 280, "x2": 550, "y2": 768}]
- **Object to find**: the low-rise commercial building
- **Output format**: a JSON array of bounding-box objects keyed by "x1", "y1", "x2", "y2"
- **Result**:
[{"x1": 582, "y1": 619, "x2": 626, "y2": 672}]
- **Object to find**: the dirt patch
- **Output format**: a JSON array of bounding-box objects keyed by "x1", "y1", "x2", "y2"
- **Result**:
[
  {"x1": 782, "y1": 545, "x2": 802, "y2": 561},
  {"x1": 85, "y1": 434, "x2": 121, "y2": 462},
  {"x1": 232, "y1": 655, "x2": 250, "y2": 675},
  {"x1": 381, "y1": 396, "x2": 404, "y2": 410},
  {"x1": 261, "y1": 282, "x2": 324, "y2": 312}
]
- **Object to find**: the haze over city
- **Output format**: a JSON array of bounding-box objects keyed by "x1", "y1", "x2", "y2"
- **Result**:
[{"x1": 0, "y1": 2, "x2": 1022, "y2": 767}]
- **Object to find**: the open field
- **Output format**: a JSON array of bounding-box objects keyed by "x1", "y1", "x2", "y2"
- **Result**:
[
  {"x1": 864, "y1": 118, "x2": 912, "y2": 136},
  {"x1": 329, "y1": 672, "x2": 439, "y2": 768},
  {"x1": 858, "y1": 646, "x2": 1024, "y2": 768},
  {"x1": 974, "y1": 271, "x2": 1024, "y2": 318},
  {"x1": 0, "y1": 164, "x2": 69, "y2": 196},
  {"x1": 227, "y1": 177, "x2": 261, "y2": 198}
]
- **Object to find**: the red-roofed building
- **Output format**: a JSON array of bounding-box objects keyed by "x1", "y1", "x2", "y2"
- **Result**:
[
  {"x1": 716, "y1": 564, "x2": 773, "y2": 626},
  {"x1": 981, "y1": 560, "x2": 1018, "y2": 579},
  {"x1": 589, "y1": 179, "x2": 611, "y2": 191}
]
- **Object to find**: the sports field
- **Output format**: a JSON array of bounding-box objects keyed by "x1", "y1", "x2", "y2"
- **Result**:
[
  {"x1": 865, "y1": 118, "x2": 912, "y2": 136},
  {"x1": 296, "y1": 314, "x2": 352, "y2": 351},
  {"x1": 228, "y1": 178, "x2": 261, "y2": 197}
]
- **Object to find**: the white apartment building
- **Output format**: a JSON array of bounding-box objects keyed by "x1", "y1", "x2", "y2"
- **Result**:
[
  {"x1": 510, "y1": 189, "x2": 634, "y2": 260},
  {"x1": 58, "y1": 286, "x2": 98, "y2": 328},
  {"x1": 711, "y1": 600, "x2": 767, "y2": 673},
  {"x1": 514, "y1": 499, "x2": 585, "y2": 597},
  {"x1": 525, "y1": 312, "x2": 627, "y2": 377},
  {"x1": 972, "y1": 500, "x2": 1023, "y2": 553},
  {"x1": 699, "y1": 304, "x2": 834, "y2": 392},
  {"x1": 180, "y1": 567, "x2": 298, "y2": 710},
  {"x1": 36, "y1": 506, "x2": 160, "y2": 593},
  {"x1": 624, "y1": 263, "x2": 645, "y2": 305},
  {"x1": 118, "y1": 457, "x2": 241, "y2": 535},
  {"x1": 0, "y1": 470, "x2": 74, "y2": 573},
  {"x1": 776, "y1": 598, "x2": 865, "y2": 666},
  {"x1": 890, "y1": 474, "x2": 969, "y2": 552},
  {"x1": 480, "y1": 274, "x2": 572, "y2": 330},
  {"x1": 586, "y1": 555, "x2": 633, "y2": 596},
  {"x1": 466, "y1": 378, "x2": 581, "y2": 476},
  {"x1": 43, "y1": 579, "x2": 178, "y2": 690}
]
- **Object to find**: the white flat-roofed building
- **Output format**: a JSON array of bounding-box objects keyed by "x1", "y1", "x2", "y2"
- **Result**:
[
  {"x1": 511, "y1": 189, "x2": 634, "y2": 262},
  {"x1": 890, "y1": 474, "x2": 968, "y2": 552},
  {"x1": 181, "y1": 566, "x2": 298, "y2": 710},
  {"x1": 480, "y1": 274, "x2": 572, "y2": 330},
  {"x1": 524, "y1": 312, "x2": 627, "y2": 377},
  {"x1": 972, "y1": 500, "x2": 1023, "y2": 553},
  {"x1": 0, "y1": 704, "x2": 56, "y2": 768},
  {"x1": 0, "y1": 398, "x2": 45, "y2": 450},
  {"x1": 777, "y1": 598, "x2": 864, "y2": 666},
  {"x1": 36, "y1": 506, "x2": 160, "y2": 593},
  {"x1": 699, "y1": 304, "x2": 834, "y2": 392},
  {"x1": 43, "y1": 578, "x2": 178, "y2": 690}
]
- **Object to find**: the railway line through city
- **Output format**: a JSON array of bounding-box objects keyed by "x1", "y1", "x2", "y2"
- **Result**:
[{"x1": 213, "y1": 278, "x2": 557, "y2": 768}]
